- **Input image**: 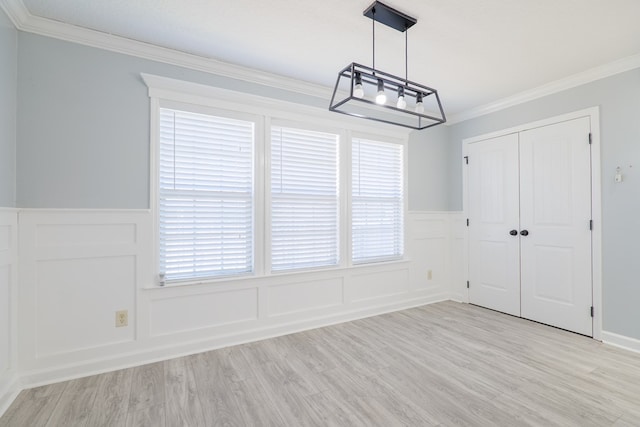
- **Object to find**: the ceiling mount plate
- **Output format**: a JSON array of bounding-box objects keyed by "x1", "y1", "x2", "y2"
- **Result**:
[{"x1": 363, "y1": 1, "x2": 417, "y2": 32}]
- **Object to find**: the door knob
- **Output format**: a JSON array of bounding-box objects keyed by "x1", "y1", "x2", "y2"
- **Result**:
[
  {"x1": 509, "y1": 230, "x2": 518, "y2": 236},
  {"x1": 520, "y1": 230, "x2": 529, "y2": 236}
]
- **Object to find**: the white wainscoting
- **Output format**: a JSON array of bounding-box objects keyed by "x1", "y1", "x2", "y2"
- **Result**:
[
  {"x1": 17, "y1": 210, "x2": 151, "y2": 381},
  {"x1": 15, "y1": 209, "x2": 456, "y2": 389},
  {"x1": 408, "y1": 211, "x2": 466, "y2": 299},
  {"x1": 449, "y1": 213, "x2": 468, "y2": 302},
  {"x1": 0, "y1": 209, "x2": 19, "y2": 416}
]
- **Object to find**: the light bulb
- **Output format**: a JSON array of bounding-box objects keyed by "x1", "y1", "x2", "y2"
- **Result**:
[
  {"x1": 396, "y1": 87, "x2": 407, "y2": 109},
  {"x1": 353, "y1": 72, "x2": 364, "y2": 98},
  {"x1": 415, "y1": 93, "x2": 424, "y2": 114},
  {"x1": 354, "y1": 84, "x2": 364, "y2": 98},
  {"x1": 375, "y1": 79, "x2": 386, "y2": 105}
]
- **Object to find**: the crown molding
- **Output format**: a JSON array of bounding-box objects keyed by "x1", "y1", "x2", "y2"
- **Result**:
[
  {"x1": 0, "y1": 0, "x2": 333, "y2": 100},
  {"x1": 3, "y1": 0, "x2": 640, "y2": 127},
  {"x1": 447, "y1": 52, "x2": 640, "y2": 124},
  {"x1": 0, "y1": 0, "x2": 27, "y2": 25}
]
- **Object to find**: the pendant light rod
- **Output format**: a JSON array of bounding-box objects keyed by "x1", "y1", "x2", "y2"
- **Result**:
[
  {"x1": 372, "y1": 7, "x2": 376, "y2": 72},
  {"x1": 405, "y1": 25, "x2": 408, "y2": 80},
  {"x1": 365, "y1": 2, "x2": 415, "y2": 78}
]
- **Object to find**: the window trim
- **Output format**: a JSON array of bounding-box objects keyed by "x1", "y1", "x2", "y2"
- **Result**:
[
  {"x1": 145, "y1": 74, "x2": 409, "y2": 288},
  {"x1": 151, "y1": 99, "x2": 265, "y2": 285}
]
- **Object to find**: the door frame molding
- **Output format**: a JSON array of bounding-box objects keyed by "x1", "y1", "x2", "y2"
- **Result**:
[{"x1": 462, "y1": 107, "x2": 602, "y2": 340}]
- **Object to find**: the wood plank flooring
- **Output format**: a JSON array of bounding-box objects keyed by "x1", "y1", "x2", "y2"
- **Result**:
[{"x1": 2, "y1": 301, "x2": 640, "y2": 426}]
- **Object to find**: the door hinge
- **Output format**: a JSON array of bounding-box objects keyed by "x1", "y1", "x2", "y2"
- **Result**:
[
  {"x1": 464, "y1": 156, "x2": 469, "y2": 165},
  {"x1": 466, "y1": 218, "x2": 470, "y2": 227},
  {"x1": 467, "y1": 281, "x2": 470, "y2": 289},
  {"x1": 588, "y1": 133, "x2": 592, "y2": 144},
  {"x1": 589, "y1": 219, "x2": 593, "y2": 231},
  {"x1": 590, "y1": 306, "x2": 594, "y2": 317}
]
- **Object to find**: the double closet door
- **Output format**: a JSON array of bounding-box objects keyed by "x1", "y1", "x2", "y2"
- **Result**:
[{"x1": 467, "y1": 117, "x2": 593, "y2": 336}]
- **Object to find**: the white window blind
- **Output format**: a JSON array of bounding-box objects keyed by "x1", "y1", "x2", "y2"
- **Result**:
[
  {"x1": 352, "y1": 138, "x2": 404, "y2": 263},
  {"x1": 159, "y1": 108, "x2": 254, "y2": 282},
  {"x1": 271, "y1": 126, "x2": 339, "y2": 271}
]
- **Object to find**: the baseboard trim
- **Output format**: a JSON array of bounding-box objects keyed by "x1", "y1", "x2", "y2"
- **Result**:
[
  {"x1": 20, "y1": 293, "x2": 450, "y2": 389},
  {"x1": 602, "y1": 331, "x2": 640, "y2": 354},
  {"x1": 0, "y1": 372, "x2": 20, "y2": 418},
  {"x1": 449, "y1": 292, "x2": 468, "y2": 303}
]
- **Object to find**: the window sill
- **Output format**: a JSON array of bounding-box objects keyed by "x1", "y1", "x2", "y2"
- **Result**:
[{"x1": 143, "y1": 258, "x2": 412, "y2": 291}]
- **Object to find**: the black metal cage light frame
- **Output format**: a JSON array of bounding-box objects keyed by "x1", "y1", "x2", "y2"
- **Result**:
[{"x1": 329, "y1": 1, "x2": 446, "y2": 130}]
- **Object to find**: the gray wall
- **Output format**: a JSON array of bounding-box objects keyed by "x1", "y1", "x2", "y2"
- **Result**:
[
  {"x1": 447, "y1": 69, "x2": 640, "y2": 340},
  {"x1": 17, "y1": 32, "x2": 448, "y2": 212},
  {"x1": 407, "y1": 124, "x2": 451, "y2": 211},
  {"x1": 17, "y1": 33, "x2": 328, "y2": 209},
  {"x1": 0, "y1": 8, "x2": 17, "y2": 207}
]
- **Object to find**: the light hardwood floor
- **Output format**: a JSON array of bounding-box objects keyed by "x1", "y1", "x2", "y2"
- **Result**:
[{"x1": 2, "y1": 301, "x2": 640, "y2": 426}]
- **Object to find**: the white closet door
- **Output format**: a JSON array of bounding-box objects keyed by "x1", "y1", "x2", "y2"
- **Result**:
[
  {"x1": 519, "y1": 117, "x2": 592, "y2": 336},
  {"x1": 468, "y1": 133, "x2": 521, "y2": 316}
]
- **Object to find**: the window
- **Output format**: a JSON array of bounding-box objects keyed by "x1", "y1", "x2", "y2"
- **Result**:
[
  {"x1": 158, "y1": 108, "x2": 254, "y2": 281},
  {"x1": 271, "y1": 126, "x2": 339, "y2": 271},
  {"x1": 149, "y1": 76, "x2": 410, "y2": 286},
  {"x1": 352, "y1": 138, "x2": 404, "y2": 263}
]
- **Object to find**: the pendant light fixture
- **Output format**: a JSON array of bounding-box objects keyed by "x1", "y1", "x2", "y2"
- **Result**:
[{"x1": 329, "y1": 1, "x2": 446, "y2": 130}]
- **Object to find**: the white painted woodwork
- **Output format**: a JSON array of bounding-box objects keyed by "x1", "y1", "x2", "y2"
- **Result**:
[
  {"x1": 17, "y1": 211, "x2": 148, "y2": 371},
  {"x1": 12, "y1": 209, "x2": 453, "y2": 390},
  {"x1": 519, "y1": 117, "x2": 593, "y2": 336},
  {"x1": 0, "y1": 209, "x2": 18, "y2": 416},
  {"x1": 602, "y1": 331, "x2": 640, "y2": 354},
  {"x1": 468, "y1": 134, "x2": 521, "y2": 316},
  {"x1": 150, "y1": 288, "x2": 259, "y2": 337},
  {"x1": 407, "y1": 213, "x2": 457, "y2": 297},
  {"x1": 350, "y1": 268, "x2": 410, "y2": 303},
  {"x1": 449, "y1": 214, "x2": 467, "y2": 302},
  {"x1": 267, "y1": 278, "x2": 343, "y2": 317},
  {"x1": 36, "y1": 255, "x2": 137, "y2": 357},
  {"x1": 0, "y1": 265, "x2": 9, "y2": 368}
]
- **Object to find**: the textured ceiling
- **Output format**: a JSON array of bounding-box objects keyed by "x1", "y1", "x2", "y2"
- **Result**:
[{"x1": 19, "y1": 0, "x2": 640, "y2": 116}]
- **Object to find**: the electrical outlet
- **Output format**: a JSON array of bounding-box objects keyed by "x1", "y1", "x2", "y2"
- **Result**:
[
  {"x1": 115, "y1": 310, "x2": 128, "y2": 327},
  {"x1": 427, "y1": 270, "x2": 433, "y2": 280}
]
